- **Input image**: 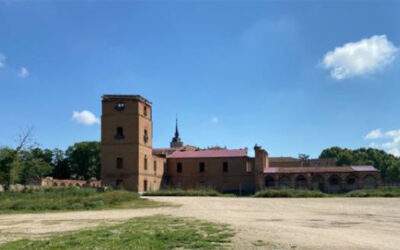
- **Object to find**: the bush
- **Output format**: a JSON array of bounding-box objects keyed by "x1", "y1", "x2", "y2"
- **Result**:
[
  {"x1": 345, "y1": 187, "x2": 400, "y2": 197},
  {"x1": 143, "y1": 188, "x2": 231, "y2": 197},
  {"x1": 254, "y1": 188, "x2": 328, "y2": 198}
]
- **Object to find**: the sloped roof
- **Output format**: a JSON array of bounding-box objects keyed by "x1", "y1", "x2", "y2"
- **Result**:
[
  {"x1": 167, "y1": 149, "x2": 248, "y2": 159},
  {"x1": 264, "y1": 165, "x2": 378, "y2": 174}
]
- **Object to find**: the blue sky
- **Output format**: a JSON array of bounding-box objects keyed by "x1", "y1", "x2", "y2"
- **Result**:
[{"x1": 0, "y1": 1, "x2": 399, "y2": 157}]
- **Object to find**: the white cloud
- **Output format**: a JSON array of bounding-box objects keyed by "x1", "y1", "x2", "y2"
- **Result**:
[
  {"x1": 365, "y1": 128, "x2": 400, "y2": 156},
  {"x1": 72, "y1": 110, "x2": 100, "y2": 126},
  {"x1": 0, "y1": 54, "x2": 6, "y2": 68},
  {"x1": 211, "y1": 117, "x2": 219, "y2": 124},
  {"x1": 18, "y1": 67, "x2": 29, "y2": 78},
  {"x1": 365, "y1": 129, "x2": 383, "y2": 139},
  {"x1": 322, "y1": 35, "x2": 398, "y2": 80}
]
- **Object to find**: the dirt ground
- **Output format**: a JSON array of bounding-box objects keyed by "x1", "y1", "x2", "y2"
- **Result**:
[{"x1": 0, "y1": 197, "x2": 399, "y2": 249}]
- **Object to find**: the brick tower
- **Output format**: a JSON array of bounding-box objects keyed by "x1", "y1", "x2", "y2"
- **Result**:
[{"x1": 101, "y1": 95, "x2": 153, "y2": 191}]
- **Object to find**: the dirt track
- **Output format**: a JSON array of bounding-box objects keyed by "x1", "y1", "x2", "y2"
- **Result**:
[{"x1": 1, "y1": 197, "x2": 400, "y2": 249}]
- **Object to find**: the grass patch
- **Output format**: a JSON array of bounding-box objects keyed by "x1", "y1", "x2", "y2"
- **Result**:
[
  {"x1": 0, "y1": 215, "x2": 234, "y2": 250},
  {"x1": 345, "y1": 187, "x2": 400, "y2": 197},
  {"x1": 253, "y1": 188, "x2": 328, "y2": 198},
  {"x1": 0, "y1": 187, "x2": 164, "y2": 214},
  {"x1": 143, "y1": 188, "x2": 234, "y2": 197}
]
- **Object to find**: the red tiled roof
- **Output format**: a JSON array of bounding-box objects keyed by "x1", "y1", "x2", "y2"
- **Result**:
[
  {"x1": 264, "y1": 165, "x2": 378, "y2": 174},
  {"x1": 167, "y1": 149, "x2": 248, "y2": 158}
]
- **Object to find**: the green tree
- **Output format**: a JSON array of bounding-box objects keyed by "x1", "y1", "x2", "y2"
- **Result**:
[
  {"x1": 66, "y1": 141, "x2": 100, "y2": 180},
  {"x1": 52, "y1": 148, "x2": 71, "y2": 179},
  {"x1": 298, "y1": 154, "x2": 310, "y2": 161},
  {"x1": 320, "y1": 146, "x2": 400, "y2": 182},
  {"x1": 0, "y1": 148, "x2": 16, "y2": 185}
]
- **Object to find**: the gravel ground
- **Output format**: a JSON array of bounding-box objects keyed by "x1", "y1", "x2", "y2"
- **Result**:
[{"x1": 1, "y1": 197, "x2": 399, "y2": 249}]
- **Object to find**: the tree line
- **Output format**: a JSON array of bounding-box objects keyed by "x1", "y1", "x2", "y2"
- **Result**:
[
  {"x1": 0, "y1": 141, "x2": 100, "y2": 185},
  {"x1": 319, "y1": 147, "x2": 400, "y2": 183}
]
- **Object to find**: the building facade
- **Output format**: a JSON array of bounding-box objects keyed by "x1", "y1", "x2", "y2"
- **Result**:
[{"x1": 101, "y1": 95, "x2": 380, "y2": 193}]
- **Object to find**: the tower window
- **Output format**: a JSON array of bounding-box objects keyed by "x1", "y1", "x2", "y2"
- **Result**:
[
  {"x1": 144, "y1": 129, "x2": 149, "y2": 143},
  {"x1": 177, "y1": 162, "x2": 182, "y2": 173},
  {"x1": 114, "y1": 103, "x2": 125, "y2": 111},
  {"x1": 144, "y1": 105, "x2": 147, "y2": 116},
  {"x1": 199, "y1": 162, "x2": 205, "y2": 173},
  {"x1": 223, "y1": 162, "x2": 228, "y2": 173},
  {"x1": 115, "y1": 127, "x2": 124, "y2": 139},
  {"x1": 154, "y1": 161, "x2": 157, "y2": 172},
  {"x1": 116, "y1": 157, "x2": 123, "y2": 169},
  {"x1": 144, "y1": 155, "x2": 148, "y2": 170}
]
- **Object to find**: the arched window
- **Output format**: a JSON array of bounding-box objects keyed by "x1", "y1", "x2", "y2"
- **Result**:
[
  {"x1": 144, "y1": 129, "x2": 149, "y2": 143},
  {"x1": 115, "y1": 127, "x2": 124, "y2": 139},
  {"x1": 144, "y1": 155, "x2": 148, "y2": 170},
  {"x1": 265, "y1": 176, "x2": 275, "y2": 187},
  {"x1": 295, "y1": 175, "x2": 308, "y2": 189}
]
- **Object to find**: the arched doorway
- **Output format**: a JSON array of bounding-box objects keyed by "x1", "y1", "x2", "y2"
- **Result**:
[
  {"x1": 295, "y1": 175, "x2": 308, "y2": 189},
  {"x1": 265, "y1": 175, "x2": 275, "y2": 188},
  {"x1": 311, "y1": 175, "x2": 325, "y2": 191},
  {"x1": 363, "y1": 175, "x2": 377, "y2": 189},
  {"x1": 278, "y1": 175, "x2": 291, "y2": 188},
  {"x1": 344, "y1": 174, "x2": 358, "y2": 191},
  {"x1": 327, "y1": 175, "x2": 342, "y2": 193}
]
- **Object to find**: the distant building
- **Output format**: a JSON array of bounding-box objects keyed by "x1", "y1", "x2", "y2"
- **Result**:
[{"x1": 101, "y1": 95, "x2": 380, "y2": 193}]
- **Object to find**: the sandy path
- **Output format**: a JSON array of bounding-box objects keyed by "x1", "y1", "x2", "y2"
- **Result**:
[{"x1": 1, "y1": 197, "x2": 400, "y2": 249}]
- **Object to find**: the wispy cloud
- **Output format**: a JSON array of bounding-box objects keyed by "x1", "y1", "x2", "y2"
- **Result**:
[
  {"x1": 322, "y1": 35, "x2": 398, "y2": 80},
  {"x1": 0, "y1": 53, "x2": 6, "y2": 68},
  {"x1": 365, "y1": 128, "x2": 400, "y2": 156},
  {"x1": 365, "y1": 129, "x2": 383, "y2": 139},
  {"x1": 72, "y1": 110, "x2": 100, "y2": 126},
  {"x1": 241, "y1": 18, "x2": 297, "y2": 48},
  {"x1": 211, "y1": 117, "x2": 219, "y2": 124},
  {"x1": 18, "y1": 67, "x2": 29, "y2": 78}
]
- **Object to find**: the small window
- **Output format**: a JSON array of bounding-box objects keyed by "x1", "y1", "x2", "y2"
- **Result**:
[
  {"x1": 223, "y1": 162, "x2": 228, "y2": 173},
  {"x1": 143, "y1": 180, "x2": 148, "y2": 191},
  {"x1": 199, "y1": 162, "x2": 205, "y2": 173},
  {"x1": 246, "y1": 162, "x2": 252, "y2": 173},
  {"x1": 144, "y1": 105, "x2": 148, "y2": 116},
  {"x1": 115, "y1": 127, "x2": 124, "y2": 139},
  {"x1": 177, "y1": 162, "x2": 182, "y2": 173},
  {"x1": 115, "y1": 103, "x2": 125, "y2": 111},
  {"x1": 144, "y1": 129, "x2": 149, "y2": 143},
  {"x1": 153, "y1": 161, "x2": 157, "y2": 172},
  {"x1": 116, "y1": 157, "x2": 123, "y2": 169},
  {"x1": 144, "y1": 155, "x2": 148, "y2": 170}
]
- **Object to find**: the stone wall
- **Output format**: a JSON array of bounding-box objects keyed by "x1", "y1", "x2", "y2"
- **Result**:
[{"x1": 41, "y1": 177, "x2": 102, "y2": 188}]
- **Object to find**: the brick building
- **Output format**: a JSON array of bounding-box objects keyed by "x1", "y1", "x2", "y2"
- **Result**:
[{"x1": 101, "y1": 95, "x2": 380, "y2": 193}]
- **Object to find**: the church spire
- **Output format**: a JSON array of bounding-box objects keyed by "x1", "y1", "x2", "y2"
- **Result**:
[
  {"x1": 170, "y1": 116, "x2": 184, "y2": 148},
  {"x1": 175, "y1": 117, "x2": 179, "y2": 138}
]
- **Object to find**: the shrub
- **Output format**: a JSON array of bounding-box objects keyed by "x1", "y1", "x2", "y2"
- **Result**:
[
  {"x1": 254, "y1": 188, "x2": 328, "y2": 198},
  {"x1": 143, "y1": 188, "x2": 230, "y2": 197},
  {"x1": 345, "y1": 187, "x2": 400, "y2": 197}
]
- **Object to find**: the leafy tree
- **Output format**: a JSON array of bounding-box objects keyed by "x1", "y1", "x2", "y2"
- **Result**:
[
  {"x1": 52, "y1": 148, "x2": 71, "y2": 179},
  {"x1": 298, "y1": 154, "x2": 310, "y2": 161},
  {"x1": 66, "y1": 141, "x2": 100, "y2": 180},
  {"x1": 20, "y1": 157, "x2": 53, "y2": 184},
  {"x1": 0, "y1": 148, "x2": 15, "y2": 185},
  {"x1": 320, "y1": 147, "x2": 400, "y2": 183}
]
